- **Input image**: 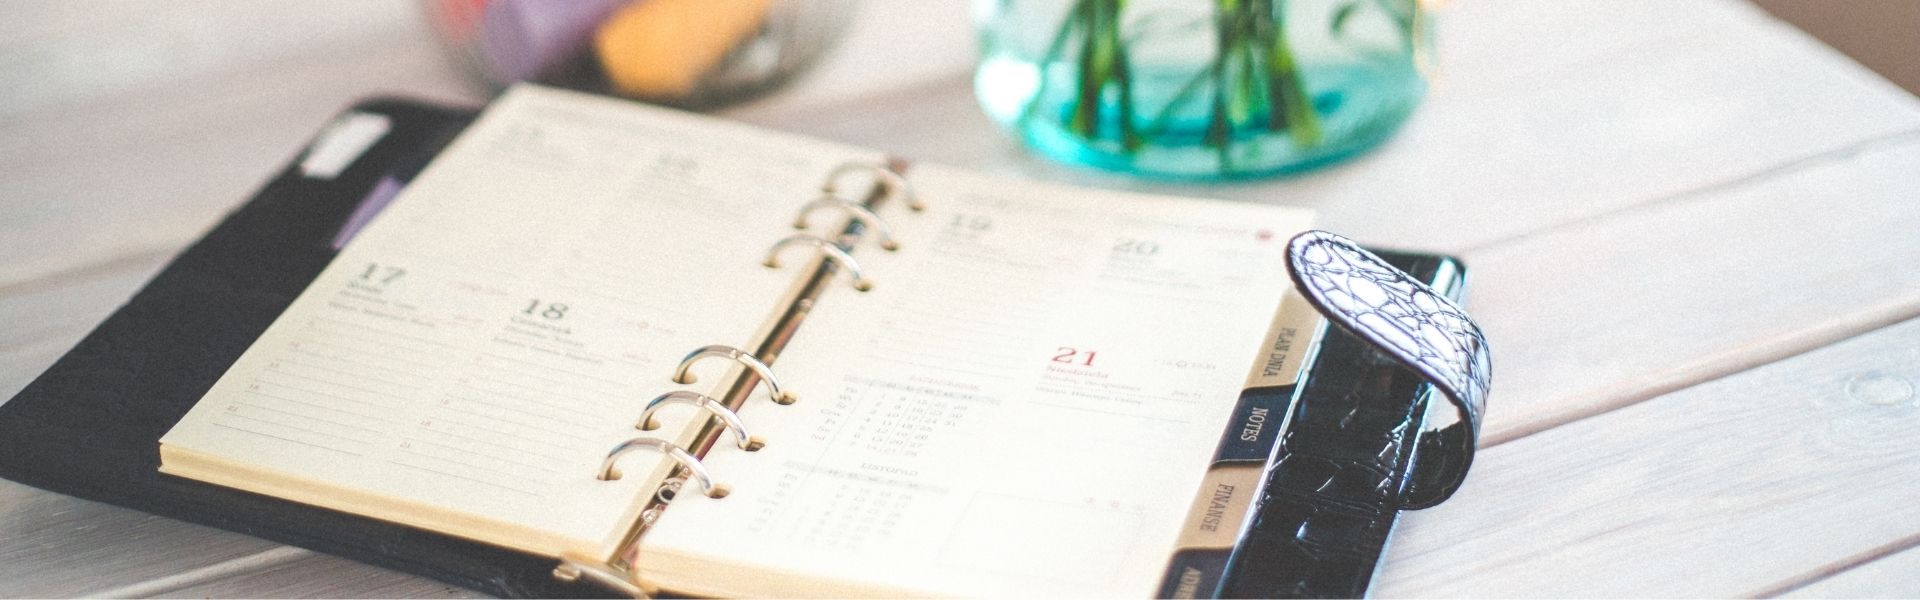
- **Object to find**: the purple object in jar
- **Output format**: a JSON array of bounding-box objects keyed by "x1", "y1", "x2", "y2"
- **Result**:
[{"x1": 480, "y1": 0, "x2": 627, "y2": 83}]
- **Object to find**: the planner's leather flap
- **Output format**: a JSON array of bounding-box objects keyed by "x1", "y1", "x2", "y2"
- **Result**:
[{"x1": 1284, "y1": 230, "x2": 1492, "y2": 509}]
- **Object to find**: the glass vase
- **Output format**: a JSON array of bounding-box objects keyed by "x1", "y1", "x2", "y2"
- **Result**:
[
  {"x1": 423, "y1": 0, "x2": 854, "y2": 109},
  {"x1": 974, "y1": 0, "x2": 1430, "y2": 180}
]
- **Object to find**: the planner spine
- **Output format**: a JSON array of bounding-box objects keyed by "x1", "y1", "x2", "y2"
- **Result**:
[{"x1": 553, "y1": 160, "x2": 916, "y2": 597}]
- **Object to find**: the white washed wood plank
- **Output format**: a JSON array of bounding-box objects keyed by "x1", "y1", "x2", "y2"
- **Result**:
[
  {"x1": 1373, "y1": 316, "x2": 1920, "y2": 597},
  {"x1": 1434, "y1": 0, "x2": 1763, "y2": 93},
  {"x1": 1782, "y1": 544, "x2": 1920, "y2": 598},
  {"x1": 723, "y1": 0, "x2": 975, "y2": 117},
  {"x1": 1464, "y1": 137, "x2": 1920, "y2": 443},
  {"x1": 0, "y1": 0, "x2": 426, "y2": 121},
  {"x1": 95, "y1": 547, "x2": 312, "y2": 599},
  {"x1": 0, "y1": 480, "x2": 286, "y2": 597},
  {"x1": 140, "y1": 551, "x2": 488, "y2": 599},
  {"x1": 0, "y1": 33, "x2": 482, "y2": 290}
]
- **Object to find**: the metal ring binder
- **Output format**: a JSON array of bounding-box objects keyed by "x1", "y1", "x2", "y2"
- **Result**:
[
  {"x1": 567, "y1": 161, "x2": 922, "y2": 596},
  {"x1": 823, "y1": 162, "x2": 924, "y2": 212},
  {"x1": 793, "y1": 194, "x2": 901, "y2": 251},
  {"x1": 597, "y1": 438, "x2": 728, "y2": 498},
  {"x1": 764, "y1": 233, "x2": 874, "y2": 292},
  {"x1": 672, "y1": 344, "x2": 797, "y2": 404},
  {"x1": 553, "y1": 559, "x2": 649, "y2": 597},
  {"x1": 637, "y1": 391, "x2": 766, "y2": 451}
]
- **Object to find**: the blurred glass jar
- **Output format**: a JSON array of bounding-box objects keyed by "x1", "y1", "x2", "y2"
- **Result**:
[
  {"x1": 975, "y1": 0, "x2": 1431, "y2": 179},
  {"x1": 424, "y1": 0, "x2": 855, "y2": 108}
]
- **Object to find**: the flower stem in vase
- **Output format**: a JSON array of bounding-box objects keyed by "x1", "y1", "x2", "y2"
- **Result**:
[
  {"x1": 979, "y1": 0, "x2": 1418, "y2": 178},
  {"x1": 1257, "y1": 0, "x2": 1322, "y2": 147}
]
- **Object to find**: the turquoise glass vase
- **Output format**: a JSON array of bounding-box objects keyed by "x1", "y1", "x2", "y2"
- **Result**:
[{"x1": 974, "y1": 0, "x2": 1429, "y2": 180}]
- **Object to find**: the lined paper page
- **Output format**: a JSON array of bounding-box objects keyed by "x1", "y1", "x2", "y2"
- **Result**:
[
  {"x1": 640, "y1": 164, "x2": 1314, "y2": 597},
  {"x1": 159, "y1": 85, "x2": 885, "y2": 559}
]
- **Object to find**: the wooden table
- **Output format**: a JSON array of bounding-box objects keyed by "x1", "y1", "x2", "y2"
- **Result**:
[{"x1": 4, "y1": 0, "x2": 1918, "y2": 596}]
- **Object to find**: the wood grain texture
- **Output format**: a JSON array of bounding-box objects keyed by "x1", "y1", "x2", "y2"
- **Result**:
[
  {"x1": 143, "y1": 551, "x2": 488, "y2": 599},
  {"x1": 1781, "y1": 543, "x2": 1920, "y2": 598},
  {"x1": 723, "y1": 0, "x2": 975, "y2": 116},
  {"x1": 1465, "y1": 136, "x2": 1920, "y2": 444},
  {"x1": 0, "y1": 34, "x2": 481, "y2": 290},
  {"x1": 0, "y1": 480, "x2": 283, "y2": 598},
  {"x1": 1373, "y1": 316, "x2": 1920, "y2": 597},
  {"x1": 0, "y1": 1, "x2": 435, "y2": 120}
]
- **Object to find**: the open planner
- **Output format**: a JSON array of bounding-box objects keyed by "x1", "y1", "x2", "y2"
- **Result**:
[{"x1": 148, "y1": 85, "x2": 1326, "y2": 597}]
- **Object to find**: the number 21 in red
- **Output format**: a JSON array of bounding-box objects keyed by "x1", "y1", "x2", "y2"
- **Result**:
[{"x1": 1052, "y1": 347, "x2": 1098, "y2": 367}]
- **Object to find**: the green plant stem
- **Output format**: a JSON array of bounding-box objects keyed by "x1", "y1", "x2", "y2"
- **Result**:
[
  {"x1": 1070, "y1": 0, "x2": 1105, "y2": 137},
  {"x1": 1112, "y1": 26, "x2": 1142, "y2": 151},
  {"x1": 1064, "y1": 0, "x2": 1139, "y2": 152},
  {"x1": 1203, "y1": 0, "x2": 1234, "y2": 149},
  {"x1": 1249, "y1": 0, "x2": 1285, "y2": 130},
  {"x1": 1233, "y1": 13, "x2": 1262, "y2": 127},
  {"x1": 1262, "y1": 0, "x2": 1322, "y2": 146},
  {"x1": 1028, "y1": 0, "x2": 1327, "y2": 167},
  {"x1": 1017, "y1": 0, "x2": 1091, "y2": 127}
]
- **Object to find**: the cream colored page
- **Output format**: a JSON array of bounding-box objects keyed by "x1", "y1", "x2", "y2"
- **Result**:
[
  {"x1": 159, "y1": 85, "x2": 885, "y2": 557},
  {"x1": 641, "y1": 164, "x2": 1313, "y2": 596}
]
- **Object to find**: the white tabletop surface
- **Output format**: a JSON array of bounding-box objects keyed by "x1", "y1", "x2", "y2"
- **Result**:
[{"x1": 3, "y1": 0, "x2": 1919, "y2": 596}]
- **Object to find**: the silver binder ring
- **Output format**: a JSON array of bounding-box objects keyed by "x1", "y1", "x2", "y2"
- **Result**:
[
  {"x1": 823, "y1": 162, "x2": 924, "y2": 212},
  {"x1": 552, "y1": 560, "x2": 649, "y2": 597},
  {"x1": 673, "y1": 344, "x2": 796, "y2": 404},
  {"x1": 637, "y1": 391, "x2": 767, "y2": 452},
  {"x1": 764, "y1": 234, "x2": 875, "y2": 292},
  {"x1": 793, "y1": 193, "x2": 901, "y2": 251},
  {"x1": 597, "y1": 438, "x2": 729, "y2": 498}
]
